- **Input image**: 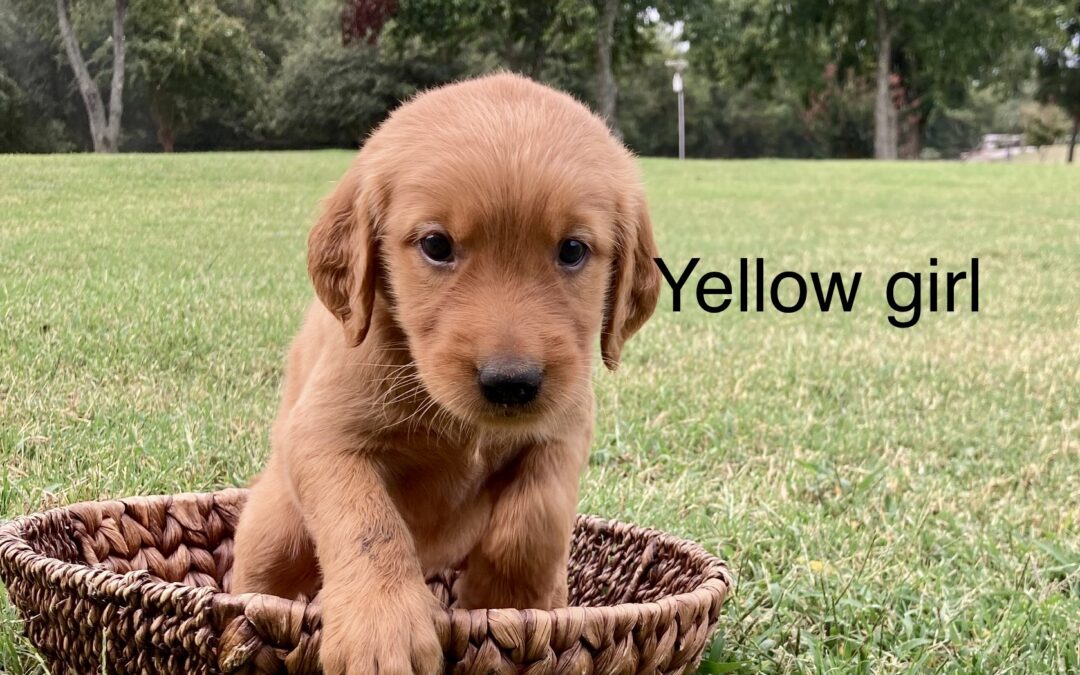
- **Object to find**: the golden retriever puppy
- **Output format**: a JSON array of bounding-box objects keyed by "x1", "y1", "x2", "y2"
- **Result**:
[{"x1": 231, "y1": 72, "x2": 660, "y2": 675}]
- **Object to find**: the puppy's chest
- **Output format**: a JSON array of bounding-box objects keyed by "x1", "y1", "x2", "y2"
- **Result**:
[{"x1": 382, "y1": 439, "x2": 524, "y2": 572}]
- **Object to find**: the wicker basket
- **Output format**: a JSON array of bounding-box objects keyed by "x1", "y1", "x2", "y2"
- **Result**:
[{"x1": 0, "y1": 488, "x2": 732, "y2": 674}]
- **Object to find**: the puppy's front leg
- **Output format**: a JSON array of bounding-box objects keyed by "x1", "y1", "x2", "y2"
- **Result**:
[
  {"x1": 292, "y1": 447, "x2": 442, "y2": 675},
  {"x1": 455, "y1": 437, "x2": 589, "y2": 609}
]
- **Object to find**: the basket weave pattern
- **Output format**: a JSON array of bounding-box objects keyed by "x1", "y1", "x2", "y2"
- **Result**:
[{"x1": 0, "y1": 489, "x2": 731, "y2": 674}]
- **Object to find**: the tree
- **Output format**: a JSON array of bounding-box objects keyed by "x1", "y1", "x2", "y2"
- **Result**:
[
  {"x1": 691, "y1": 0, "x2": 1033, "y2": 159},
  {"x1": 1022, "y1": 102, "x2": 1069, "y2": 157},
  {"x1": 55, "y1": 0, "x2": 127, "y2": 152},
  {"x1": 345, "y1": 0, "x2": 686, "y2": 137},
  {"x1": 616, "y1": 47, "x2": 819, "y2": 158},
  {"x1": 3, "y1": 0, "x2": 112, "y2": 151},
  {"x1": 1034, "y1": 4, "x2": 1080, "y2": 162},
  {"x1": 345, "y1": 0, "x2": 569, "y2": 76},
  {"x1": 593, "y1": 0, "x2": 619, "y2": 131},
  {"x1": 0, "y1": 64, "x2": 29, "y2": 151},
  {"x1": 589, "y1": 0, "x2": 693, "y2": 136},
  {"x1": 266, "y1": 0, "x2": 464, "y2": 146},
  {"x1": 268, "y1": 36, "x2": 461, "y2": 146},
  {"x1": 340, "y1": 0, "x2": 396, "y2": 44},
  {"x1": 128, "y1": 0, "x2": 264, "y2": 151}
]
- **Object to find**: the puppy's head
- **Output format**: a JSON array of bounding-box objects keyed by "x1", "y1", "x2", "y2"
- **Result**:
[{"x1": 308, "y1": 74, "x2": 659, "y2": 430}]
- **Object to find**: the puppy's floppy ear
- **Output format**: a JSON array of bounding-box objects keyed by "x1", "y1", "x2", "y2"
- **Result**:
[
  {"x1": 307, "y1": 166, "x2": 379, "y2": 347},
  {"x1": 601, "y1": 192, "x2": 661, "y2": 370}
]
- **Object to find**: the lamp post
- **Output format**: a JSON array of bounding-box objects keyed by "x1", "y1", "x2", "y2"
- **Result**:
[{"x1": 665, "y1": 58, "x2": 687, "y2": 160}]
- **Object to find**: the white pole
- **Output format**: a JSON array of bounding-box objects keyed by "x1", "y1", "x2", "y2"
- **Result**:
[
  {"x1": 667, "y1": 59, "x2": 688, "y2": 161},
  {"x1": 677, "y1": 87, "x2": 685, "y2": 161}
]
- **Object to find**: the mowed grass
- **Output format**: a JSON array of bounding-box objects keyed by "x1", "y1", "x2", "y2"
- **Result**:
[{"x1": 1, "y1": 152, "x2": 1079, "y2": 673}]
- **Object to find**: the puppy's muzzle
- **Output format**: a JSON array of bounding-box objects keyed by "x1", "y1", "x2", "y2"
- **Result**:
[{"x1": 478, "y1": 358, "x2": 543, "y2": 406}]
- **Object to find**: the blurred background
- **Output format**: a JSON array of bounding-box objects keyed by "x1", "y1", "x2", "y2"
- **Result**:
[{"x1": 0, "y1": 0, "x2": 1078, "y2": 161}]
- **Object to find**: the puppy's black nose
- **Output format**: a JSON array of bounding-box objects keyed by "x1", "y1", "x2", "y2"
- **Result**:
[{"x1": 478, "y1": 359, "x2": 543, "y2": 406}]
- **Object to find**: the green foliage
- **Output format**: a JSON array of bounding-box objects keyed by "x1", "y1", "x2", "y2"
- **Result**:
[
  {"x1": 129, "y1": 0, "x2": 266, "y2": 150},
  {"x1": 921, "y1": 87, "x2": 1025, "y2": 159},
  {"x1": 801, "y1": 66, "x2": 874, "y2": 158},
  {"x1": 0, "y1": 64, "x2": 28, "y2": 151},
  {"x1": 1022, "y1": 102, "x2": 1070, "y2": 146},
  {"x1": 618, "y1": 54, "x2": 818, "y2": 158},
  {"x1": 388, "y1": 0, "x2": 671, "y2": 76},
  {"x1": 0, "y1": 0, "x2": 1071, "y2": 156},
  {"x1": 687, "y1": 0, "x2": 1042, "y2": 156},
  {"x1": 1034, "y1": 5, "x2": 1080, "y2": 119},
  {"x1": 267, "y1": 36, "x2": 462, "y2": 146},
  {"x1": 0, "y1": 0, "x2": 90, "y2": 151},
  {"x1": 883, "y1": 1, "x2": 1036, "y2": 116},
  {"x1": 377, "y1": 0, "x2": 589, "y2": 79},
  {"x1": 262, "y1": 0, "x2": 469, "y2": 147},
  {"x1": 217, "y1": 0, "x2": 307, "y2": 71},
  {"x1": 1033, "y1": 4, "x2": 1080, "y2": 160},
  {"x1": 0, "y1": 7, "x2": 81, "y2": 154}
]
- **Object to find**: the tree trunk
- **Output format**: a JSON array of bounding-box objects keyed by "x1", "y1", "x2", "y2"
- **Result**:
[
  {"x1": 157, "y1": 124, "x2": 175, "y2": 153},
  {"x1": 106, "y1": 0, "x2": 127, "y2": 152},
  {"x1": 150, "y1": 102, "x2": 177, "y2": 152},
  {"x1": 1069, "y1": 116, "x2": 1078, "y2": 164},
  {"x1": 873, "y1": 0, "x2": 898, "y2": 160},
  {"x1": 57, "y1": 0, "x2": 107, "y2": 151},
  {"x1": 594, "y1": 0, "x2": 620, "y2": 137},
  {"x1": 898, "y1": 109, "x2": 924, "y2": 159},
  {"x1": 55, "y1": 0, "x2": 126, "y2": 153}
]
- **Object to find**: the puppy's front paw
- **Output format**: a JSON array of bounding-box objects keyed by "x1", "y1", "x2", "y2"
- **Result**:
[{"x1": 320, "y1": 583, "x2": 443, "y2": 675}]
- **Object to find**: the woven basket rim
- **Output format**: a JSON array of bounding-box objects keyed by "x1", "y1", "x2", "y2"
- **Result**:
[{"x1": 0, "y1": 488, "x2": 733, "y2": 625}]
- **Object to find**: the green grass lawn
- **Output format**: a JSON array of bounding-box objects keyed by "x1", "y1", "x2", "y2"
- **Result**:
[{"x1": 1, "y1": 152, "x2": 1078, "y2": 673}]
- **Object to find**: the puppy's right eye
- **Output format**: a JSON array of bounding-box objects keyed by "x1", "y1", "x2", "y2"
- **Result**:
[{"x1": 419, "y1": 233, "x2": 454, "y2": 264}]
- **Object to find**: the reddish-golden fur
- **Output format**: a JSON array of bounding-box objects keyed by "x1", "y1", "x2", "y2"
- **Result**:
[{"x1": 231, "y1": 73, "x2": 660, "y2": 675}]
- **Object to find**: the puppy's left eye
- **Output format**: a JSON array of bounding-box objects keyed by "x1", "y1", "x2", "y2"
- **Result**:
[
  {"x1": 419, "y1": 233, "x2": 454, "y2": 264},
  {"x1": 557, "y1": 239, "x2": 588, "y2": 268}
]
